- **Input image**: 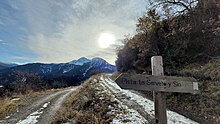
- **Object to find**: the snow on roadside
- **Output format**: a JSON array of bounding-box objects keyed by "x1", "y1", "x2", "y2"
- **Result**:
[
  {"x1": 42, "y1": 102, "x2": 50, "y2": 108},
  {"x1": 101, "y1": 75, "x2": 199, "y2": 124},
  {"x1": 16, "y1": 102, "x2": 50, "y2": 124},
  {"x1": 99, "y1": 82, "x2": 149, "y2": 124},
  {"x1": 111, "y1": 108, "x2": 148, "y2": 124}
]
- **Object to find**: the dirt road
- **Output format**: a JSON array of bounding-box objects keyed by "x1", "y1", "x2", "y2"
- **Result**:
[{"x1": 0, "y1": 87, "x2": 76, "y2": 124}]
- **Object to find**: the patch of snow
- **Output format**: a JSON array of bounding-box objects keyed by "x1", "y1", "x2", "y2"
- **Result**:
[
  {"x1": 69, "y1": 57, "x2": 91, "y2": 66},
  {"x1": 5, "y1": 116, "x2": 11, "y2": 119},
  {"x1": 111, "y1": 109, "x2": 148, "y2": 124},
  {"x1": 21, "y1": 77, "x2": 26, "y2": 82},
  {"x1": 63, "y1": 70, "x2": 68, "y2": 73},
  {"x1": 90, "y1": 57, "x2": 105, "y2": 67},
  {"x1": 99, "y1": 81, "x2": 149, "y2": 124},
  {"x1": 0, "y1": 85, "x2": 3, "y2": 88},
  {"x1": 83, "y1": 66, "x2": 93, "y2": 77},
  {"x1": 110, "y1": 99, "x2": 149, "y2": 124},
  {"x1": 93, "y1": 79, "x2": 98, "y2": 83},
  {"x1": 40, "y1": 65, "x2": 52, "y2": 74},
  {"x1": 16, "y1": 111, "x2": 41, "y2": 124},
  {"x1": 101, "y1": 75, "x2": 199, "y2": 124},
  {"x1": 11, "y1": 98, "x2": 20, "y2": 101},
  {"x1": 63, "y1": 66, "x2": 74, "y2": 73},
  {"x1": 17, "y1": 107, "x2": 19, "y2": 113},
  {"x1": 16, "y1": 102, "x2": 50, "y2": 124},
  {"x1": 43, "y1": 102, "x2": 50, "y2": 108}
]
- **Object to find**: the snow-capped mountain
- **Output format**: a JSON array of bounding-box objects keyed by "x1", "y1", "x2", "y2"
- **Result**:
[
  {"x1": 69, "y1": 57, "x2": 91, "y2": 65},
  {"x1": 0, "y1": 57, "x2": 116, "y2": 86}
]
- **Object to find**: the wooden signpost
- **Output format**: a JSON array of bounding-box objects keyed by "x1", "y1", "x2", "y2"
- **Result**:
[
  {"x1": 115, "y1": 73, "x2": 199, "y2": 93},
  {"x1": 115, "y1": 56, "x2": 199, "y2": 124}
]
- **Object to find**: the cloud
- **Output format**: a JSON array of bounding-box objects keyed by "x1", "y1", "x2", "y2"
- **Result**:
[
  {"x1": 1, "y1": 43, "x2": 7, "y2": 45},
  {"x1": 12, "y1": 56, "x2": 30, "y2": 60},
  {"x1": 15, "y1": 0, "x2": 148, "y2": 64},
  {"x1": 0, "y1": 40, "x2": 7, "y2": 45}
]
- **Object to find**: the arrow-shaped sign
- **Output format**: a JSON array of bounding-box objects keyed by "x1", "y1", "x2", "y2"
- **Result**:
[{"x1": 115, "y1": 73, "x2": 199, "y2": 93}]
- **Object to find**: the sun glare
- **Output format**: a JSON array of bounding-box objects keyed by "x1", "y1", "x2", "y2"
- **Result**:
[{"x1": 98, "y1": 33, "x2": 115, "y2": 48}]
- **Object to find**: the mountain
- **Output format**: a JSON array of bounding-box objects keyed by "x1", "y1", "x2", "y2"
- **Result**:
[
  {"x1": 0, "y1": 57, "x2": 116, "y2": 86},
  {"x1": 69, "y1": 57, "x2": 91, "y2": 65},
  {"x1": 0, "y1": 62, "x2": 18, "y2": 70}
]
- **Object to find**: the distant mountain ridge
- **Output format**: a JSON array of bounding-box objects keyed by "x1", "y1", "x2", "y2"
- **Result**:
[
  {"x1": 0, "y1": 57, "x2": 116, "y2": 86},
  {"x1": 0, "y1": 62, "x2": 18, "y2": 70}
]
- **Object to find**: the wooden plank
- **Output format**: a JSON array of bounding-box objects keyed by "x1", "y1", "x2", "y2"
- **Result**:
[
  {"x1": 115, "y1": 73, "x2": 199, "y2": 93},
  {"x1": 151, "y1": 56, "x2": 167, "y2": 124}
]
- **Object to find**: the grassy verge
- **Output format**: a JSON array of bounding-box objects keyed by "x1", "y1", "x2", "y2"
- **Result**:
[
  {"x1": 169, "y1": 60, "x2": 220, "y2": 123},
  {"x1": 181, "y1": 58, "x2": 220, "y2": 80},
  {"x1": 51, "y1": 75, "x2": 119, "y2": 124},
  {"x1": 0, "y1": 89, "x2": 60, "y2": 119},
  {"x1": 0, "y1": 98, "x2": 17, "y2": 119}
]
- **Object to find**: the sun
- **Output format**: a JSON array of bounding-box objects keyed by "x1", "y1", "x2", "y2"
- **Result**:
[{"x1": 98, "y1": 33, "x2": 115, "y2": 48}]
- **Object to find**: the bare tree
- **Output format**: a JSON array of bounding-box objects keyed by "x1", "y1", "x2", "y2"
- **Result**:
[
  {"x1": 14, "y1": 71, "x2": 42, "y2": 94},
  {"x1": 148, "y1": 0, "x2": 198, "y2": 15}
]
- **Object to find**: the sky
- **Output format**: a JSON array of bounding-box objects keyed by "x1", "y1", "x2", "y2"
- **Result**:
[{"x1": 0, "y1": 0, "x2": 149, "y2": 65}]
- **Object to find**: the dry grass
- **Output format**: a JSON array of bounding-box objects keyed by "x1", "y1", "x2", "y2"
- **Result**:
[
  {"x1": 51, "y1": 75, "x2": 118, "y2": 124},
  {"x1": 0, "y1": 98, "x2": 17, "y2": 118},
  {"x1": 182, "y1": 58, "x2": 220, "y2": 80}
]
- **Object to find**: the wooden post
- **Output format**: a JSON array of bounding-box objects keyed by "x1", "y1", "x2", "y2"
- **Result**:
[{"x1": 151, "y1": 56, "x2": 167, "y2": 124}]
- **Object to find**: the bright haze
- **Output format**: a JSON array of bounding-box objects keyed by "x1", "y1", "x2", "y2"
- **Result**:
[{"x1": 0, "y1": 0, "x2": 148, "y2": 65}]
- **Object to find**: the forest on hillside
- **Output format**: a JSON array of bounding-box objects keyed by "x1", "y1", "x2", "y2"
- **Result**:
[
  {"x1": 116, "y1": 0, "x2": 219, "y2": 74},
  {"x1": 115, "y1": 0, "x2": 220, "y2": 123}
]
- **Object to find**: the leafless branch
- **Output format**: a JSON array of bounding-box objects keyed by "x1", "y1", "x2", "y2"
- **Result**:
[{"x1": 166, "y1": 0, "x2": 191, "y2": 10}]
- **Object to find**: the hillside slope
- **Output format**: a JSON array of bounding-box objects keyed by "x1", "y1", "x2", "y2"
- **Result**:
[{"x1": 52, "y1": 74, "x2": 206, "y2": 124}]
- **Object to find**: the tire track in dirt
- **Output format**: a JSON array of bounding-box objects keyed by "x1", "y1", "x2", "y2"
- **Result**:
[{"x1": 0, "y1": 87, "x2": 76, "y2": 124}]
